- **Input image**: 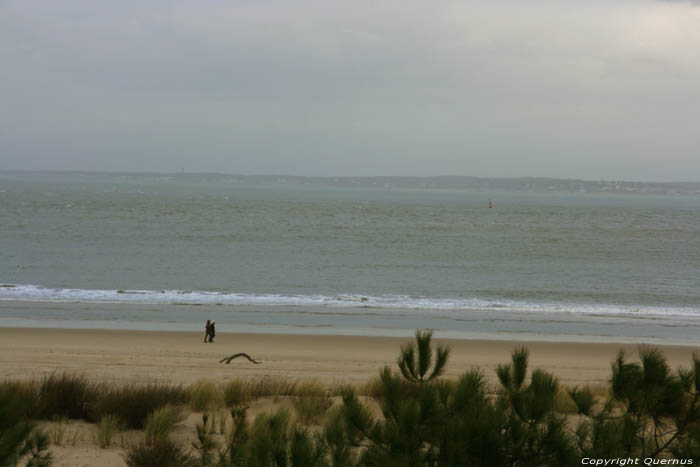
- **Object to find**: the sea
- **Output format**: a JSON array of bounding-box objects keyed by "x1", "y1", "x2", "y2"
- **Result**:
[{"x1": 1, "y1": 171, "x2": 699, "y2": 344}]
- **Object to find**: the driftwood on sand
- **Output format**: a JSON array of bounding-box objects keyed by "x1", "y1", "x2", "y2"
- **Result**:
[{"x1": 219, "y1": 353, "x2": 262, "y2": 365}]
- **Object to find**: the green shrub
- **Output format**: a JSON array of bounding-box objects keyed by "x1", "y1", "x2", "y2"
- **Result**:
[
  {"x1": 210, "y1": 407, "x2": 328, "y2": 467},
  {"x1": 336, "y1": 332, "x2": 577, "y2": 466},
  {"x1": 332, "y1": 335, "x2": 700, "y2": 465},
  {"x1": 245, "y1": 409, "x2": 325, "y2": 466},
  {"x1": 316, "y1": 406, "x2": 356, "y2": 467},
  {"x1": 496, "y1": 347, "x2": 577, "y2": 466},
  {"x1": 572, "y1": 346, "x2": 700, "y2": 459},
  {"x1": 192, "y1": 414, "x2": 217, "y2": 467},
  {"x1": 219, "y1": 407, "x2": 249, "y2": 465}
]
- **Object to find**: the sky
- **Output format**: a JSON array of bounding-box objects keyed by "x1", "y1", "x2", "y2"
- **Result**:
[{"x1": 1, "y1": 0, "x2": 699, "y2": 181}]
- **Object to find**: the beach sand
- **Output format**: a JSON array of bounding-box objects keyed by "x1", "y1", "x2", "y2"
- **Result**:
[
  {"x1": 2, "y1": 327, "x2": 699, "y2": 387},
  {"x1": 2, "y1": 327, "x2": 699, "y2": 467}
]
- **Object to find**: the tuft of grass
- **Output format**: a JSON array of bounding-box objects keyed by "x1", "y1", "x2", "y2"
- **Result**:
[
  {"x1": 222, "y1": 377, "x2": 332, "y2": 408},
  {"x1": 291, "y1": 395, "x2": 334, "y2": 425},
  {"x1": 223, "y1": 379, "x2": 250, "y2": 407},
  {"x1": 294, "y1": 380, "x2": 326, "y2": 398},
  {"x1": 187, "y1": 379, "x2": 223, "y2": 412},
  {"x1": 356, "y1": 375, "x2": 383, "y2": 398},
  {"x1": 125, "y1": 438, "x2": 196, "y2": 467},
  {"x1": 144, "y1": 405, "x2": 183, "y2": 446},
  {"x1": 90, "y1": 383, "x2": 186, "y2": 429},
  {"x1": 36, "y1": 372, "x2": 99, "y2": 421},
  {"x1": 246, "y1": 408, "x2": 294, "y2": 455},
  {"x1": 94, "y1": 414, "x2": 122, "y2": 448},
  {"x1": 48, "y1": 418, "x2": 68, "y2": 446},
  {"x1": 553, "y1": 389, "x2": 578, "y2": 414},
  {"x1": 248, "y1": 376, "x2": 297, "y2": 400}
]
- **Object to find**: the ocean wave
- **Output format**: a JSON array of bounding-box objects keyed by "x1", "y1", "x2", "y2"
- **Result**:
[{"x1": 0, "y1": 284, "x2": 698, "y2": 318}]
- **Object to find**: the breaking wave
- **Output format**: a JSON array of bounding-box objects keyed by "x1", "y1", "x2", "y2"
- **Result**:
[{"x1": 1, "y1": 283, "x2": 698, "y2": 318}]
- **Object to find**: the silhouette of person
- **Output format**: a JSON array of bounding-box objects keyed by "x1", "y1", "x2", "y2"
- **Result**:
[{"x1": 208, "y1": 322, "x2": 216, "y2": 343}]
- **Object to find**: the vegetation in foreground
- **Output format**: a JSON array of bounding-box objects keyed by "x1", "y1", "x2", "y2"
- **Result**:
[
  {"x1": 2, "y1": 330, "x2": 700, "y2": 466},
  {"x1": 0, "y1": 392, "x2": 52, "y2": 467}
]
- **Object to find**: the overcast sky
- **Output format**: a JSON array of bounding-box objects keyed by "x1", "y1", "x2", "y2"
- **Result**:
[{"x1": 1, "y1": 0, "x2": 699, "y2": 181}]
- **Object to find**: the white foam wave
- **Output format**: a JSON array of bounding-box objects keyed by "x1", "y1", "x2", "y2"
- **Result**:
[{"x1": 0, "y1": 284, "x2": 698, "y2": 318}]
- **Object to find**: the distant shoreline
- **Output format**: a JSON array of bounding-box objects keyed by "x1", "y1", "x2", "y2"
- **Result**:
[{"x1": 2, "y1": 170, "x2": 699, "y2": 195}]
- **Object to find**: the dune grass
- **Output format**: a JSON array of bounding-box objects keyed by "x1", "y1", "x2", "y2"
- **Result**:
[
  {"x1": 48, "y1": 418, "x2": 68, "y2": 446},
  {"x1": 3, "y1": 373, "x2": 186, "y2": 431},
  {"x1": 222, "y1": 376, "x2": 330, "y2": 408},
  {"x1": 36, "y1": 373, "x2": 98, "y2": 421},
  {"x1": 94, "y1": 414, "x2": 122, "y2": 448},
  {"x1": 144, "y1": 405, "x2": 184, "y2": 446},
  {"x1": 553, "y1": 388, "x2": 578, "y2": 414},
  {"x1": 0, "y1": 380, "x2": 38, "y2": 418},
  {"x1": 187, "y1": 379, "x2": 223, "y2": 412},
  {"x1": 6, "y1": 334, "x2": 699, "y2": 466},
  {"x1": 90, "y1": 382, "x2": 186, "y2": 429},
  {"x1": 222, "y1": 379, "x2": 250, "y2": 407},
  {"x1": 291, "y1": 394, "x2": 334, "y2": 425}
]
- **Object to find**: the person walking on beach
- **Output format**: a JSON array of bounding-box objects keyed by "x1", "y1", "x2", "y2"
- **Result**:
[
  {"x1": 204, "y1": 320, "x2": 211, "y2": 343},
  {"x1": 208, "y1": 322, "x2": 216, "y2": 343}
]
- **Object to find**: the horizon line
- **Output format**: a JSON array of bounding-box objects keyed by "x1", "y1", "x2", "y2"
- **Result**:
[{"x1": 1, "y1": 168, "x2": 700, "y2": 185}]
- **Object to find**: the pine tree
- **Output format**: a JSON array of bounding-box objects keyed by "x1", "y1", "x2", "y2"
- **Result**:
[{"x1": 397, "y1": 330, "x2": 451, "y2": 383}]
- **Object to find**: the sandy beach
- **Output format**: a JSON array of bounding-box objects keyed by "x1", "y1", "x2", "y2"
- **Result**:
[
  {"x1": 3, "y1": 328, "x2": 700, "y2": 466},
  {"x1": 2, "y1": 327, "x2": 698, "y2": 387}
]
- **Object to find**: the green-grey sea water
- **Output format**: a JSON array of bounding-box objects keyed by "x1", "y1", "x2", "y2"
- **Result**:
[{"x1": 1, "y1": 172, "x2": 699, "y2": 343}]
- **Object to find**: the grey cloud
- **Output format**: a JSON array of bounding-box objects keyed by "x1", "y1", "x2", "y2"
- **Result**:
[{"x1": 1, "y1": 0, "x2": 700, "y2": 181}]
